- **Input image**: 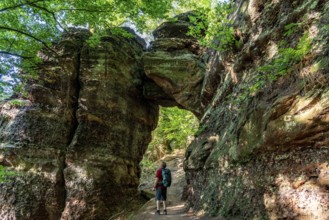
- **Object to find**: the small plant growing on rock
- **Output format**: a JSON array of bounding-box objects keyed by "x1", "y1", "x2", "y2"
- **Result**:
[
  {"x1": 250, "y1": 32, "x2": 312, "y2": 93},
  {"x1": 7, "y1": 99, "x2": 28, "y2": 107},
  {"x1": 284, "y1": 22, "x2": 303, "y2": 37},
  {"x1": 259, "y1": 33, "x2": 312, "y2": 76},
  {"x1": 0, "y1": 165, "x2": 15, "y2": 182}
]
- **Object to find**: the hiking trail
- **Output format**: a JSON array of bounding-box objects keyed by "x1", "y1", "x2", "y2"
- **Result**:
[{"x1": 132, "y1": 154, "x2": 220, "y2": 220}]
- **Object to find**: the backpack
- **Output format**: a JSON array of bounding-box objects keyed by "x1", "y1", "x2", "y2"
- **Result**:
[{"x1": 162, "y1": 168, "x2": 172, "y2": 187}]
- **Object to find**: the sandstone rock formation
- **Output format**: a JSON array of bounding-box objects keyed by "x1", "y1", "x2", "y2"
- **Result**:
[
  {"x1": 143, "y1": 12, "x2": 206, "y2": 118},
  {"x1": 61, "y1": 31, "x2": 159, "y2": 219},
  {"x1": 184, "y1": 0, "x2": 329, "y2": 219},
  {"x1": 1, "y1": 0, "x2": 329, "y2": 219},
  {"x1": 0, "y1": 16, "x2": 205, "y2": 217},
  {"x1": 0, "y1": 29, "x2": 159, "y2": 219},
  {"x1": 0, "y1": 30, "x2": 83, "y2": 219}
]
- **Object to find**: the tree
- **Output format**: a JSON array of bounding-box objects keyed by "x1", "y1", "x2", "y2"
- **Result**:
[
  {"x1": 0, "y1": 0, "x2": 234, "y2": 98},
  {"x1": 0, "y1": 0, "x2": 175, "y2": 97},
  {"x1": 145, "y1": 107, "x2": 199, "y2": 161}
]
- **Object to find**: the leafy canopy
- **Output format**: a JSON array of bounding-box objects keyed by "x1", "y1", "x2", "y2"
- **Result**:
[
  {"x1": 145, "y1": 107, "x2": 199, "y2": 161},
  {"x1": 0, "y1": 0, "x2": 174, "y2": 95},
  {"x1": 0, "y1": 0, "x2": 233, "y2": 97},
  {"x1": 186, "y1": 0, "x2": 236, "y2": 51}
]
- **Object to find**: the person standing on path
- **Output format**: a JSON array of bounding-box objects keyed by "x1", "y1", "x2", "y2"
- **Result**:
[{"x1": 152, "y1": 161, "x2": 168, "y2": 215}]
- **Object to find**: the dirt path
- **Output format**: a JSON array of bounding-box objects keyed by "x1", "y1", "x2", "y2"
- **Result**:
[{"x1": 132, "y1": 155, "x2": 218, "y2": 220}]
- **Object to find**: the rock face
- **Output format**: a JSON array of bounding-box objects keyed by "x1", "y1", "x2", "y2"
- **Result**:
[
  {"x1": 0, "y1": 30, "x2": 82, "y2": 219},
  {"x1": 0, "y1": 29, "x2": 158, "y2": 219},
  {"x1": 143, "y1": 12, "x2": 206, "y2": 118},
  {"x1": 61, "y1": 32, "x2": 159, "y2": 219},
  {"x1": 184, "y1": 0, "x2": 329, "y2": 219},
  {"x1": 1, "y1": 0, "x2": 329, "y2": 219},
  {"x1": 0, "y1": 18, "x2": 204, "y2": 218}
]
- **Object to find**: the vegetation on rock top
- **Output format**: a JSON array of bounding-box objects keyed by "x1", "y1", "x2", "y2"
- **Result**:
[{"x1": 0, "y1": 0, "x2": 234, "y2": 98}]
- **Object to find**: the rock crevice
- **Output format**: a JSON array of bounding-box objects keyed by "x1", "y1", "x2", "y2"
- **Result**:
[
  {"x1": 0, "y1": 28, "x2": 160, "y2": 219},
  {"x1": 1, "y1": 2, "x2": 329, "y2": 219}
]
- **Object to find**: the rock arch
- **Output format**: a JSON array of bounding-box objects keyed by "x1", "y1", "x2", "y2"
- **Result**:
[{"x1": 0, "y1": 14, "x2": 205, "y2": 219}]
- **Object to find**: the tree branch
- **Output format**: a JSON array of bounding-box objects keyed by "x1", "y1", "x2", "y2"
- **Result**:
[
  {"x1": 28, "y1": 2, "x2": 66, "y2": 31},
  {"x1": 0, "y1": 51, "x2": 33, "y2": 59},
  {"x1": 0, "y1": 0, "x2": 45, "y2": 13},
  {"x1": 0, "y1": 26, "x2": 58, "y2": 55},
  {"x1": 56, "y1": 8, "x2": 110, "y2": 13}
]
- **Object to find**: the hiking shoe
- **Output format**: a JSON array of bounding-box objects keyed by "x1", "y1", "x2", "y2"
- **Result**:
[
  {"x1": 155, "y1": 210, "x2": 160, "y2": 215},
  {"x1": 163, "y1": 209, "x2": 167, "y2": 215}
]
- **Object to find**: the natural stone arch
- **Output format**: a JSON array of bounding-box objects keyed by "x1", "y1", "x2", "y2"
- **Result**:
[{"x1": 0, "y1": 13, "x2": 206, "y2": 219}]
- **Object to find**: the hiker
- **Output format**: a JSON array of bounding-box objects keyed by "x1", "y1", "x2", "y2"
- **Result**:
[{"x1": 152, "y1": 160, "x2": 171, "y2": 215}]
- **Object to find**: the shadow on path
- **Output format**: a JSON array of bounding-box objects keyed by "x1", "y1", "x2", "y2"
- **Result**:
[{"x1": 132, "y1": 154, "x2": 221, "y2": 220}]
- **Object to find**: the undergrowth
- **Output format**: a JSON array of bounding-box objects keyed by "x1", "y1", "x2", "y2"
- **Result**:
[{"x1": 0, "y1": 165, "x2": 15, "y2": 182}]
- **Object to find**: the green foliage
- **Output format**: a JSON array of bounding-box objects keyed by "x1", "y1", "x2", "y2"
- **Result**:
[
  {"x1": 264, "y1": 33, "x2": 311, "y2": 74},
  {"x1": 284, "y1": 22, "x2": 302, "y2": 37},
  {"x1": 251, "y1": 33, "x2": 312, "y2": 93},
  {"x1": 187, "y1": 1, "x2": 236, "y2": 51},
  {"x1": 311, "y1": 57, "x2": 329, "y2": 73},
  {"x1": 228, "y1": 32, "x2": 312, "y2": 107},
  {"x1": 0, "y1": 165, "x2": 15, "y2": 182},
  {"x1": 0, "y1": 0, "x2": 237, "y2": 97},
  {"x1": 145, "y1": 107, "x2": 199, "y2": 161},
  {"x1": 139, "y1": 158, "x2": 157, "y2": 176},
  {"x1": 8, "y1": 99, "x2": 28, "y2": 107},
  {"x1": 0, "y1": 0, "x2": 185, "y2": 97}
]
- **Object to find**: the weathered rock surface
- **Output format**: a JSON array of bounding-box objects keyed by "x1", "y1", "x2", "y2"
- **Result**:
[
  {"x1": 61, "y1": 32, "x2": 159, "y2": 219},
  {"x1": 184, "y1": 0, "x2": 329, "y2": 219},
  {"x1": 0, "y1": 29, "x2": 158, "y2": 219},
  {"x1": 1, "y1": 1, "x2": 329, "y2": 219},
  {"x1": 0, "y1": 16, "x2": 205, "y2": 218},
  {"x1": 153, "y1": 11, "x2": 197, "y2": 39},
  {"x1": 0, "y1": 29, "x2": 82, "y2": 219},
  {"x1": 143, "y1": 13, "x2": 206, "y2": 118}
]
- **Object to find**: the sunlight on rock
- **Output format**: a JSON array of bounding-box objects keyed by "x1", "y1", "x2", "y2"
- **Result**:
[
  {"x1": 266, "y1": 41, "x2": 278, "y2": 59},
  {"x1": 67, "y1": 164, "x2": 89, "y2": 180},
  {"x1": 264, "y1": 172, "x2": 329, "y2": 219},
  {"x1": 293, "y1": 103, "x2": 322, "y2": 125},
  {"x1": 318, "y1": 163, "x2": 329, "y2": 186},
  {"x1": 1, "y1": 107, "x2": 21, "y2": 119},
  {"x1": 248, "y1": 0, "x2": 262, "y2": 22},
  {"x1": 309, "y1": 24, "x2": 319, "y2": 38},
  {"x1": 1, "y1": 0, "x2": 329, "y2": 219}
]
